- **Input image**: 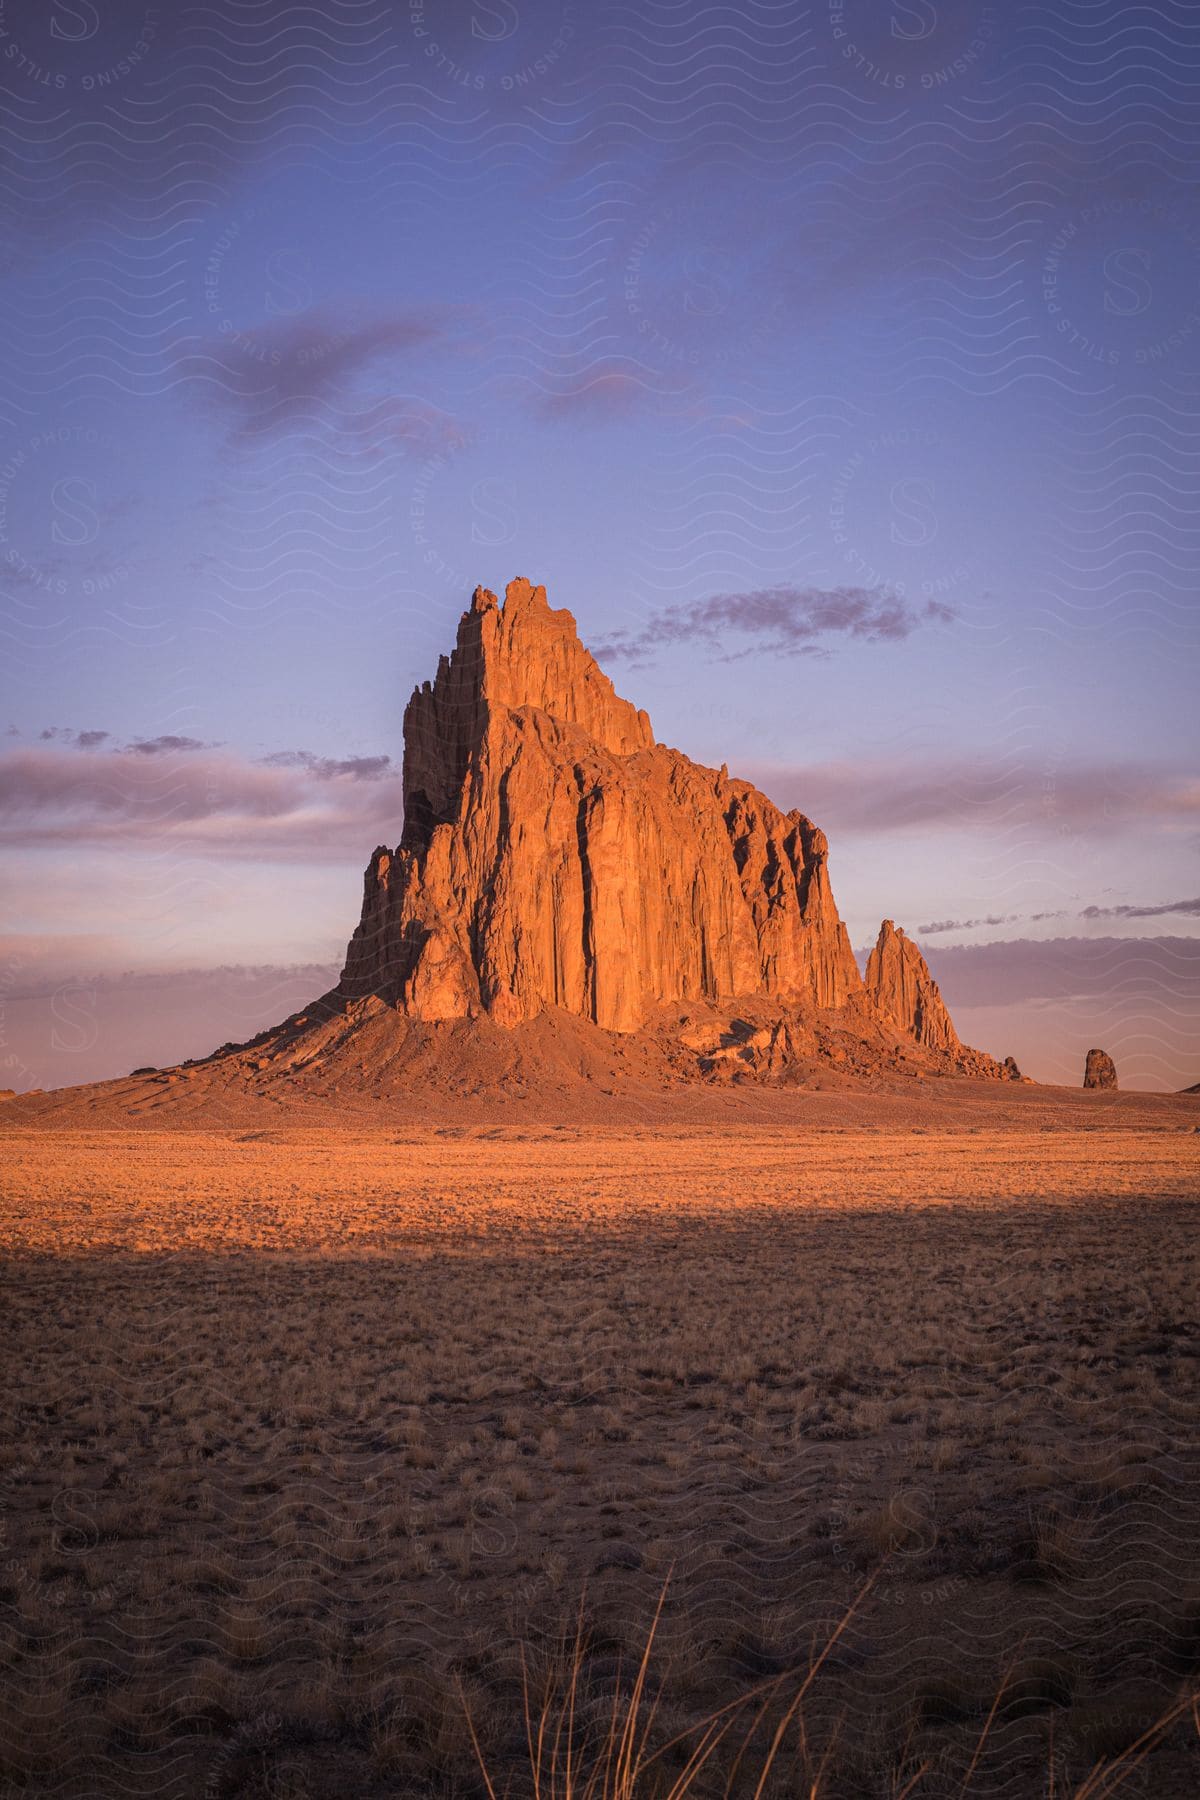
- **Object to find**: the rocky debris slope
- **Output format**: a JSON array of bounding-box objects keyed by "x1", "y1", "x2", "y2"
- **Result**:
[
  {"x1": 12, "y1": 988, "x2": 1016, "y2": 1128},
  {"x1": 1084, "y1": 1048, "x2": 1118, "y2": 1090}
]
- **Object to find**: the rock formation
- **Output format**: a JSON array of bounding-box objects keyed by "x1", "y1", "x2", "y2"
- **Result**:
[
  {"x1": 1083, "y1": 1048, "x2": 1118, "y2": 1090},
  {"x1": 863, "y1": 920, "x2": 961, "y2": 1054},
  {"x1": 341, "y1": 578, "x2": 863, "y2": 1033},
  {"x1": 103, "y1": 574, "x2": 1003, "y2": 1104},
  {"x1": 0, "y1": 577, "x2": 1023, "y2": 1117}
]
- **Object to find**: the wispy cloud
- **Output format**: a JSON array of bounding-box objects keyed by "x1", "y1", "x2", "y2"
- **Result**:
[
  {"x1": 37, "y1": 729, "x2": 210, "y2": 756},
  {"x1": 1081, "y1": 896, "x2": 1200, "y2": 921},
  {"x1": 919, "y1": 911, "x2": 1068, "y2": 935},
  {"x1": 327, "y1": 397, "x2": 467, "y2": 458},
  {"x1": 0, "y1": 948, "x2": 341, "y2": 1007},
  {"x1": 534, "y1": 365, "x2": 688, "y2": 423},
  {"x1": 182, "y1": 307, "x2": 462, "y2": 443},
  {"x1": 0, "y1": 741, "x2": 401, "y2": 861},
  {"x1": 596, "y1": 585, "x2": 953, "y2": 663},
  {"x1": 261, "y1": 750, "x2": 393, "y2": 781},
  {"x1": 126, "y1": 735, "x2": 212, "y2": 757},
  {"x1": 750, "y1": 755, "x2": 1200, "y2": 838},
  {"x1": 40, "y1": 727, "x2": 111, "y2": 750},
  {"x1": 925, "y1": 935, "x2": 1200, "y2": 1009},
  {"x1": 923, "y1": 914, "x2": 1016, "y2": 935}
]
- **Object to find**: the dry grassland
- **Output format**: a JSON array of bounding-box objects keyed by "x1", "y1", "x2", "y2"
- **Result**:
[{"x1": 1, "y1": 1122, "x2": 1198, "y2": 1796}]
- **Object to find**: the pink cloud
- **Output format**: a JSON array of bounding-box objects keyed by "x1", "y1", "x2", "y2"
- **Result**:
[
  {"x1": 177, "y1": 306, "x2": 481, "y2": 450},
  {"x1": 596, "y1": 585, "x2": 953, "y2": 663},
  {"x1": 0, "y1": 742, "x2": 402, "y2": 861},
  {"x1": 533, "y1": 362, "x2": 691, "y2": 422},
  {"x1": 746, "y1": 754, "x2": 1200, "y2": 838}
]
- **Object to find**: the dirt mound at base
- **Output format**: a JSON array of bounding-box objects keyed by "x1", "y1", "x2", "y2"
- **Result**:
[
  {"x1": 10, "y1": 987, "x2": 1194, "y2": 1134},
  {"x1": 0, "y1": 989, "x2": 1011, "y2": 1130}
]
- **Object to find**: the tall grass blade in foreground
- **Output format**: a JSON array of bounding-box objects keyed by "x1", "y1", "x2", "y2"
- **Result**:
[
  {"x1": 461, "y1": 1576, "x2": 877, "y2": 1798},
  {"x1": 461, "y1": 1577, "x2": 1199, "y2": 1798}
]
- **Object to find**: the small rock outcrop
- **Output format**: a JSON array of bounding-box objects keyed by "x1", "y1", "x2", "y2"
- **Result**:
[
  {"x1": 1083, "y1": 1048, "x2": 1118, "y2": 1090},
  {"x1": 1003, "y1": 1055, "x2": 1023, "y2": 1081},
  {"x1": 863, "y1": 920, "x2": 961, "y2": 1055}
]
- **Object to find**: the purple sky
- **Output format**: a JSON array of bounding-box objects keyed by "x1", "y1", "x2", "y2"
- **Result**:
[{"x1": 1, "y1": 1, "x2": 1198, "y2": 1092}]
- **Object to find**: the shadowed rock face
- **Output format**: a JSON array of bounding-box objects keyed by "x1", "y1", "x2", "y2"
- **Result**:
[
  {"x1": 1084, "y1": 1048, "x2": 1118, "y2": 1090},
  {"x1": 340, "y1": 578, "x2": 864, "y2": 1032},
  {"x1": 863, "y1": 920, "x2": 961, "y2": 1055}
]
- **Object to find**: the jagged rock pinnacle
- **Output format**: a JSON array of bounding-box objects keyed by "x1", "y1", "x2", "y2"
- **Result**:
[{"x1": 863, "y1": 919, "x2": 962, "y2": 1055}]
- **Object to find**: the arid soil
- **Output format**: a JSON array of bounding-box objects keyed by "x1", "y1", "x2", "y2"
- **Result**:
[{"x1": 2, "y1": 1101, "x2": 1198, "y2": 1796}]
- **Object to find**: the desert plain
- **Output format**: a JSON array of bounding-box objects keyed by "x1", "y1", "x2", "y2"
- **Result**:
[{"x1": 2, "y1": 1086, "x2": 1198, "y2": 1797}]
